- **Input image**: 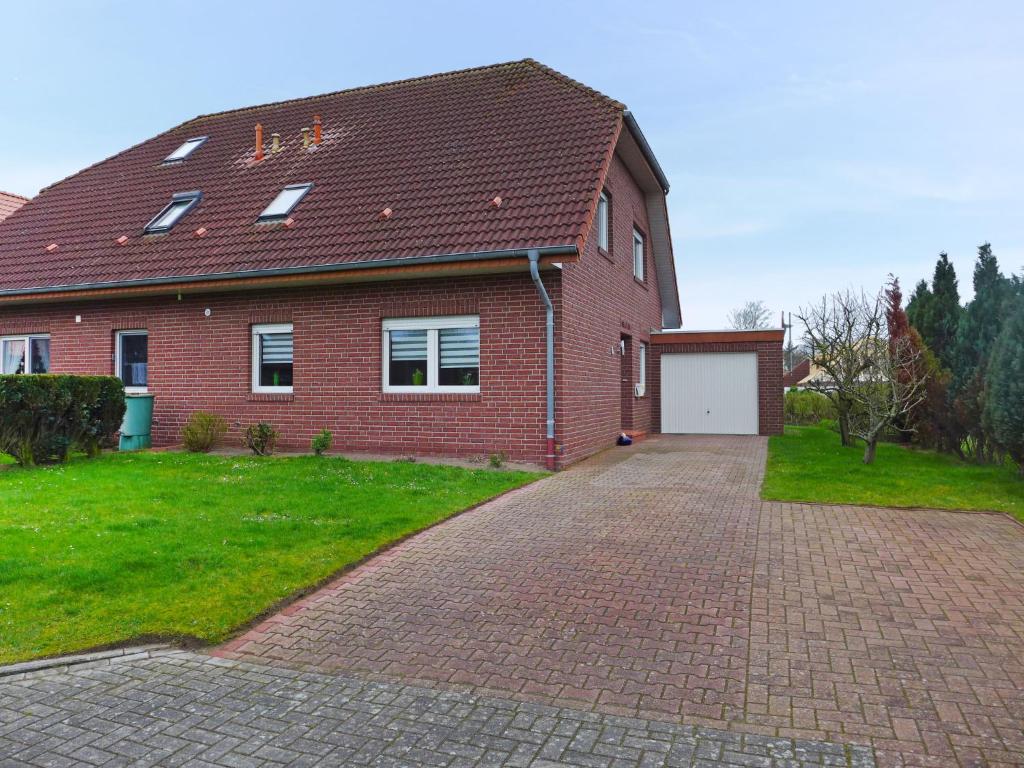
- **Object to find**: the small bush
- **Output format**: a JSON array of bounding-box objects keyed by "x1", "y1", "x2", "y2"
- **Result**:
[
  {"x1": 311, "y1": 429, "x2": 333, "y2": 456},
  {"x1": 0, "y1": 374, "x2": 125, "y2": 466},
  {"x1": 243, "y1": 422, "x2": 278, "y2": 456},
  {"x1": 181, "y1": 411, "x2": 228, "y2": 453},
  {"x1": 784, "y1": 389, "x2": 837, "y2": 426},
  {"x1": 488, "y1": 452, "x2": 506, "y2": 469}
]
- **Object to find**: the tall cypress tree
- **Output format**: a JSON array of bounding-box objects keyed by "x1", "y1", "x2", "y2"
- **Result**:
[
  {"x1": 906, "y1": 279, "x2": 932, "y2": 337},
  {"x1": 924, "y1": 252, "x2": 962, "y2": 369},
  {"x1": 952, "y1": 244, "x2": 1011, "y2": 460},
  {"x1": 983, "y1": 292, "x2": 1024, "y2": 474}
]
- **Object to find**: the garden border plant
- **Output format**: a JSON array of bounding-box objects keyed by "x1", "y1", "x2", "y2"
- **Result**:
[{"x1": 0, "y1": 374, "x2": 125, "y2": 466}]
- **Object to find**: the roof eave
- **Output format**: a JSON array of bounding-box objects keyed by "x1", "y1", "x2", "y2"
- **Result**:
[
  {"x1": 0, "y1": 244, "x2": 579, "y2": 302},
  {"x1": 623, "y1": 111, "x2": 670, "y2": 193}
]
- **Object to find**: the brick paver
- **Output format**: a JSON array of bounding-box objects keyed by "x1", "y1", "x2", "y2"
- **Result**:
[
  {"x1": 217, "y1": 436, "x2": 1024, "y2": 767},
  {"x1": 1, "y1": 651, "x2": 874, "y2": 767}
]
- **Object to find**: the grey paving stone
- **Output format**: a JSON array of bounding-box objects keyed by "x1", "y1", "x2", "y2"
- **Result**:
[{"x1": 0, "y1": 651, "x2": 875, "y2": 767}]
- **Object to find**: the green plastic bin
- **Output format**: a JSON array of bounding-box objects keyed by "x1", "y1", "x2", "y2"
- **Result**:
[{"x1": 119, "y1": 393, "x2": 155, "y2": 451}]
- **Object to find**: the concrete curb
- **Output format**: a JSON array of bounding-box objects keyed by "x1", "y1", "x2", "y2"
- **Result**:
[{"x1": 0, "y1": 644, "x2": 170, "y2": 679}]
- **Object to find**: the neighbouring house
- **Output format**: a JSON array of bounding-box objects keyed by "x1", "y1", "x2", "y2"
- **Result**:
[
  {"x1": 0, "y1": 191, "x2": 28, "y2": 223},
  {"x1": 0, "y1": 60, "x2": 684, "y2": 468},
  {"x1": 783, "y1": 358, "x2": 811, "y2": 388}
]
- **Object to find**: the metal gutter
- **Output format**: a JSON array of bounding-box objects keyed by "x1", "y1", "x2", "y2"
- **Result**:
[
  {"x1": 623, "y1": 111, "x2": 670, "y2": 193},
  {"x1": 0, "y1": 244, "x2": 578, "y2": 298},
  {"x1": 528, "y1": 249, "x2": 556, "y2": 471}
]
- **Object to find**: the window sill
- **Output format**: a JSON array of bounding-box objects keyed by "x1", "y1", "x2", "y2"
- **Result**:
[
  {"x1": 247, "y1": 392, "x2": 295, "y2": 403},
  {"x1": 598, "y1": 247, "x2": 613, "y2": 263},
  {"x1": 634, "y1": 277, "x2": 648, "y2": 289},
  {"x1": 381, "y1": 392, "x2": 482, "y2": 403}
]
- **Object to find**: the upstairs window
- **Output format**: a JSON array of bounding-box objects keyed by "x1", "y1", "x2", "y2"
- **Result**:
[
  {"x1": 382, "y1": 316, "x2": 480, "y2": 393},
  {"x1": 638, "y1": 342, "x2": 647, "y2": 388},
  {"x1": 258, "y1": 183, "x2": 313, "y2": 222},
  {"x1": 252, "y1": 324, "x2": 293, "y2": 393},
  {"x1": 597, "y1": 190, "x2": 610, "y2": 252},
  {"x1": 1, "y1": 334, "x2": 50, "y2": 374},
  {"x1": 144, "y1": 191, "x2": 201, "y2": 234},
  {"x1": 163, "y1": 136, "x2": 207, "y2": 163},
  {"x1": 633, "y1": 228, "x2": 645, "y2": 281}
]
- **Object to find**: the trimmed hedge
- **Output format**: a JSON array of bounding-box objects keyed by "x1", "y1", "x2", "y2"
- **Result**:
[
  {"x1": 0, "y1": 375, "x2": 126, "y2": 466},
  {"x1": 784, "y1": 388, "x2": 837, "y2": 426}
]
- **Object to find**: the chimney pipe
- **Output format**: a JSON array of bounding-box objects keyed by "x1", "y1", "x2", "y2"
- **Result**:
[
  {"x1": 313, "y1": 115, "x2": 322, "y2": 145},
  {"x1": 271, "y1": 133, "x2": 281, "y2": 153},
  {"x1": 255, "y1": 123, "x2": 264, "y2": 162},
  {"x1": 302, "y1": 127, "x2": 310, "y2": 149}
]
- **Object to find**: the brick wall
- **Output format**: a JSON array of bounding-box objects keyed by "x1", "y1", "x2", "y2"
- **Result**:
[
  {"x1": 558, "y1": 153, "x2": 665, "y2": 464},
  {"x1": 0, "y1": 272, "x2": 562, "y2": 464},
  {"x1": 649, "y1": 340, "x2": 784, "y2": 436}
]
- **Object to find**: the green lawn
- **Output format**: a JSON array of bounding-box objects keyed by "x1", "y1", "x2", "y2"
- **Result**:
[
  {"x1": 763, "y1": 425, "x2": 1024, "y2": 521},
  {"x1": 0, "y1": 452, "x2": 542, "y2": 664}
]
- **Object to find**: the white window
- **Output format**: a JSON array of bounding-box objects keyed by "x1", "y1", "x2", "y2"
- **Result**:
[
  {"x1": 115, "y1": 331, "x2": 148, "y2": 392},
  {"x1": 632, "y1": 228, "x2": 645, "y2": 281},
  {"x1": 597, "y1": 190, "x2": 610, "y2": 251},
  {"x1": 258, "y1": 183, "x2": 313, "y2": 221},
  {"x1": 382, "y1": 316, "x2": 480, "y2": 393},
  {"x1": 145, "y1": 191, "x2": 201, "y2": 233},
  {"x1": 1, "y1": 334, "x2": 50, "y2": 375},
  {"x1": 252, "y1": 324, "x2": 293, "y2": 393},
  {"x1": 638, "y1": 342, "x2": 647, "y2": 388},
  {"x1": 163, "y1": 136, "x2": 207, "y2": 163}
]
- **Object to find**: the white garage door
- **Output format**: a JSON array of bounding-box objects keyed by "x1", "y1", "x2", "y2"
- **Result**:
[{"x1": 661, "y1": 352, "x2": 758, "y2": 434}]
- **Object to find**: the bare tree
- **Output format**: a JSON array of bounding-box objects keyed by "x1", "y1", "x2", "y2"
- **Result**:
[
  {"x1": 848, "y1": 331, "x2": 927, "y2": 464},
  {"x1": 799, "y1": 287, "x2": 928, "y2": 463},
  {"x1": 797, "y1": 290, "x2": 871, "y2": 446},
  {"x1": 728, "y1": 300, "x2": 771, "y2": 330}
]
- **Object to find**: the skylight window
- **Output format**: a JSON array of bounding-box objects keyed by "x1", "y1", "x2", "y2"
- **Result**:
[
  {"x1": 258, "y1": 183, "x2": 313, "y2": 222},
  {"x1": 163, "y1": 136, "x2": 207, "y2": 163},
  {"x1": 144, "y1": 191, "x2": 201, "y2": 234}
]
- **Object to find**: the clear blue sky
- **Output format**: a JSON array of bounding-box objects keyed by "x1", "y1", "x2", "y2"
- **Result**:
[{"x1": 3, "y1": 1, "x2": 1022, "y2": 327}]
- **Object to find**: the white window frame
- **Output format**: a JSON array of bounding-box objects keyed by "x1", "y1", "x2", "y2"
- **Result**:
[
  {"x1": 633, "y1": 228, "x2": 645, "y2": 281},
  {"x1": 115, "y1": 330, "x2": 148, "y2": 393},
  {"x1": 382, "y1": 315, "x2": 480, "y2": 394},
  {"x1": 163, "y1": 136, "x2": 208, "y2": 164},
  {"x1": 597, "y1": 190, "x2": 610, "y2": 252},
  {"x1": 1, "y1": 334, "x2": 50, "y2": 375},
  {"x1": 251, "y1": 323, "x2": 294, "y2": 394},
  {"x1": 638, "y1": 342, "x2": 647, "y2": 388}
]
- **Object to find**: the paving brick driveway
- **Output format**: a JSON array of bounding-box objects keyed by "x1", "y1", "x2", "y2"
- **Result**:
[{"x1": 217, "y1": 436, "x2": 1024, "y2": 767}]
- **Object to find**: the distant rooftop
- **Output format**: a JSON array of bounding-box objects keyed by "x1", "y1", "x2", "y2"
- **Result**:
[{"x1": 0, "y1": 191, "x2": 28, "y2": 223}]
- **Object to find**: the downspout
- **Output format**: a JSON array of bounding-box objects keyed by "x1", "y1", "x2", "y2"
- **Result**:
[{"x1": 528, "y1": 249, "x2": 556, "y2": 470}]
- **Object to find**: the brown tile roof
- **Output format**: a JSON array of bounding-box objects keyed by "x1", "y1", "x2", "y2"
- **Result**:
[
  {"x1": 0, "y1": 191, "x2": 28, "y2": 223},
  {"x1": 0, "y1": 59, "x2": 626, "y2": 294}
]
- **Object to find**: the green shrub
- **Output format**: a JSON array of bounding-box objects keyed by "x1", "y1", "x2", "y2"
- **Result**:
[
  {"x1": 181, "y1": 411, "x2": 228, "y2": 453},
  {"x1": 311, "y1": 429, "x2": 333, "y2": 456},
  {"x1": 243, "y1": 422, "x2": 278, "y2": 456},
  {"x1": 784, "y1": 389, "x2": 837, "y2": 426},
  {"x1": 0, "y1": 375, "x2": 125, "y2": 466}
]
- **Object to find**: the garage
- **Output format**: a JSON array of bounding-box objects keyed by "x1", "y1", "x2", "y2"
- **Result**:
[
  {"x1": 649, "y1": 329, "x2": 784, "y2": 437},
  {"x1": 660, "y1": 352, "x2": 758, "y2": 434}
]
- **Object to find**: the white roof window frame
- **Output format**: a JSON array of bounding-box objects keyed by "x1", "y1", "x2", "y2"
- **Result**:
[
  {"x1": 163, "y1": 136, "x2": 208, "y2": 164},
  {"x1": 144, "y1": 191, "x2": 202, "y2": 234},
  {"x1": 257, "y1": 183, "x2": 314, "y2": 223}
]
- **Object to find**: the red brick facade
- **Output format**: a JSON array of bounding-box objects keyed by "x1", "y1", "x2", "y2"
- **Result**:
[
  {"x1": 0, "y1": 273, "x2": 563, "y2": 464},
  {"x1": 649, "y1": 336, "x2": 784, "y2": 436},
  {"x1": 557, "y1": 154, "x2": 664, "y2": 464}
]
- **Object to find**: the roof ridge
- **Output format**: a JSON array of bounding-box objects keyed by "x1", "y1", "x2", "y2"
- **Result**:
[
  {"x1": 181, "y1": 59, "x2": 535, "y2": 127},
  {"x1": 0, "y1": 191, "x2": 30, "y2": 201},
  {"x1": 520, "y1": 59, "x2": 625, "y2": 112}
]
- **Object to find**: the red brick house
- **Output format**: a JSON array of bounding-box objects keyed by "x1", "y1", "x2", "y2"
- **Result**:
[
  {"x1": 0, "y1": 60, "x2": 680, "y2": 469},
  {"x1": 0, "y1": 191, "x2": 28, "y2": 223}
]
